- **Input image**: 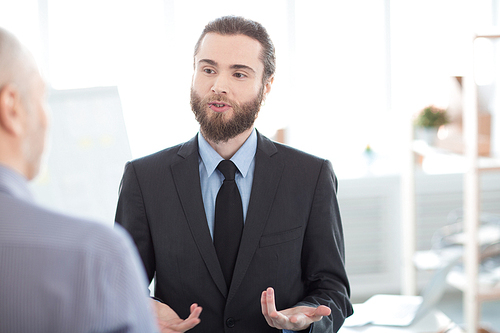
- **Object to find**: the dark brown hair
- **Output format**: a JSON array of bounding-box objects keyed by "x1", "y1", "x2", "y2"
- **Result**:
[{"x1": 194, "y1": 16, "x2": 276, "y2": 83}]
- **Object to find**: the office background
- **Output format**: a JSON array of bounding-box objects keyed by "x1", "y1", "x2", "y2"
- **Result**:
[{"x1": 1, "y1": 0, "x2": 500, "y2": 328}]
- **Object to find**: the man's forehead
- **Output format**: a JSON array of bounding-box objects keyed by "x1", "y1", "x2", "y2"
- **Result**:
[{"x1": 196, "y1": 33, "x2": 263, "y2": 70}]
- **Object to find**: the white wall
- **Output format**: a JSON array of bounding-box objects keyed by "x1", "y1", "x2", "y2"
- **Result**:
[{"x1": 2, "y1": 0, "x2": 500, "y2": 298}]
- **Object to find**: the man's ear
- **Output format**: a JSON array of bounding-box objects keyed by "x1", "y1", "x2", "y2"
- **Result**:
[
  {"x1": 0, "y1": 84, "x2": 25, "y2": 136},
  {"x1": 264, "y1": 75, "x2": 274, "y2": 96}
]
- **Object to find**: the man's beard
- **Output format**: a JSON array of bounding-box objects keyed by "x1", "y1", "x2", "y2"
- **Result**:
[{"x1": 190, "y1": 87, "x2": 264, "y2": 143}]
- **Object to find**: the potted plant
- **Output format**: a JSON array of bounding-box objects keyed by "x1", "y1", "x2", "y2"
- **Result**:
[{"x1": 414, "y1": 105, "x2": 449, "y2": 145}]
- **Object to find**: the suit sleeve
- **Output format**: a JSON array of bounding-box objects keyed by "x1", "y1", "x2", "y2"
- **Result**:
[
  {"x1": 297, "y1": 159, "x2": 353, "y2": 332},
  {"x1": 115, "y1": 161, "x2": 156, "y2": 284}
]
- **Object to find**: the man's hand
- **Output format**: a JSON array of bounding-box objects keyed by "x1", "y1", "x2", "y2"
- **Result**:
[
  {"x1": 150, "y1": 299, "x2": 202, "y2": 333},
  {"x1": 261, "y1": 287, "x2": 331, "y2": 331}
]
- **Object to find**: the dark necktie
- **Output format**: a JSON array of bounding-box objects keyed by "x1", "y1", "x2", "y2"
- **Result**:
[{"x1": 214, "y1": 160, "x2": 244, "y2": 288}]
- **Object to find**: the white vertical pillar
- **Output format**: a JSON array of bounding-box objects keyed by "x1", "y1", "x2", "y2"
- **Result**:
[
  {"x1": 463, "y1": 37, "x2": 480, "y2": 333},
  {"x1": 401, "y1": 106, "x2": 417, "y2": 296},
  {"x1": 38, "y1": 0, "x2": 50, "y2": 82},
  {"x1": 395, "y1": 0, "x2": 416, "y2": 296}
]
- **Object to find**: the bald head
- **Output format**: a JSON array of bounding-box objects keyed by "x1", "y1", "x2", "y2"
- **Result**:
[
  {"x1": 0, "y1": 27, "x2": 47, "y2": 180},
  {"x1": 0, "y1": 28, "x2": 39, "y2": 103}
]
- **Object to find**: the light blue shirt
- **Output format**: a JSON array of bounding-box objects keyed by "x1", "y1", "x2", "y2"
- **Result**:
[
  {"x1": 0, "y1": 164, "x2": 157, "y2": 333},
  {"x1": 197, "y1": 132, "x2": 308, "y2": 333},
  {"x1": 198, "y1": 129, "x2": 256, "y2": 238}
]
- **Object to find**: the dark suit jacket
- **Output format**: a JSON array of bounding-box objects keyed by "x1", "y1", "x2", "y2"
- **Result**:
[{"x1": 115, "y1": 131, "x2": 353, "y2": 332}]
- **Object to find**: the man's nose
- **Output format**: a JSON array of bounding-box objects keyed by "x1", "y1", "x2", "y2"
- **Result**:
[{"x1": 211, "y1": 75, "x2": 228, "y2": 94}]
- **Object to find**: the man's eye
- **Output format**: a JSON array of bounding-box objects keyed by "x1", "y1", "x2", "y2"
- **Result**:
[
  {"x1": 204, "y1": 68, "x2": 215, "y2": 74},
  {"x1": 234, "y1": 73, "x2": 247, "y2": 78}
]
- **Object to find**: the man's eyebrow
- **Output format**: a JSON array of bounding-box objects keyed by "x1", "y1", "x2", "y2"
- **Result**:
[
  {"x1": 199, "y1": 59, "x2": 217, "y2": 66},
  {"x1": 230, "y1": 64, "x2": 256, "y2": 74}
]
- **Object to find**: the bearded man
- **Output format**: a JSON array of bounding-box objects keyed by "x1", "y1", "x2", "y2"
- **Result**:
[{"x1": 115, "y1": 15, "x2": 352, "y2": 333}]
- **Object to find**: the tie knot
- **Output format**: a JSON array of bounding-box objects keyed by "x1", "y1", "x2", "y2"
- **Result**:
[{"x1": 217, "y1": 160, "x2": 237, "y2": 181}]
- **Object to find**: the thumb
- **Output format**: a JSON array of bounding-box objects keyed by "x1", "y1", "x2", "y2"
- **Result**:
[{"x1": 314, "y1": 305, "x2": 331, "y2": 317}]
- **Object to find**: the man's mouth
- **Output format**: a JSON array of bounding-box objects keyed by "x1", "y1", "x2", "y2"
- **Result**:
[{"x1": 208, "y1": 101, "x2": 232, "y2": 113}]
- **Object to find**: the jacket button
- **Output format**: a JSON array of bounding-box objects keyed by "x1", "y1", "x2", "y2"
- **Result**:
[{"x1": 226, "y1": 317, "x2": 235, "y2": 328}]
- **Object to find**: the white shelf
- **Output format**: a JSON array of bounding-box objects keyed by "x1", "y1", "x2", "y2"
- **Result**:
[
  {"x1": 402, "y1": 28, "x2": 500, "y2": 332},
  {"x1": 412, "y1": 140, "x2": 500, "y2": 173},
  {"x1": 413, "y1": 249, "x2": 462, "y2": 271},
  {"x1": 413, "y1": 250, "x2": 500, "y2": 302},
  {"x1": 447, "y1": 270, "x2": 500, "y2": 302}
]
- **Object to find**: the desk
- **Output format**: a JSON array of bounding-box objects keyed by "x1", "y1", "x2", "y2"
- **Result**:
[{"x1": 339, "y1": 310, "x2": 463, "y2": 333}]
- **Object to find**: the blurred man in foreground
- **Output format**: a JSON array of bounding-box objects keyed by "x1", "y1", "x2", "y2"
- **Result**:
[{"x1": 0, "y1": 27, "x2": 157, "y2": 333}]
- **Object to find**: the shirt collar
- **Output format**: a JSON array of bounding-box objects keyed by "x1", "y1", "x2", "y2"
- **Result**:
[
  {"x1": 0, "y1": 164, "x2": 34, "y2": 202},
  {"x1": 198, "y1": 128, "x2": 257, "y2": 178}
]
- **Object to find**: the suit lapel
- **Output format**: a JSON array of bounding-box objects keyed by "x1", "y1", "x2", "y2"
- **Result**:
[
  {"x1": 171, "y1": 136, "x2": 228, "y2": 297},
  {"x1": 228, "y1": 132, "x2": 284, "y2": 303}
]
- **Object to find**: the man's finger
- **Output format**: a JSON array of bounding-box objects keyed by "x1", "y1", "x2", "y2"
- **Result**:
[
  {"x1": 188, "y1": 303, "x2": 202, "y2": 318},
  {"x1": 261, "y1": 291, "x2": 268, "y2": 315},
  {"x1": 184, "y1": 304, "x2": 202, "y2": 328},
  {"x1": 265, "y1": 287, "x2": 278, "y2": 318},
  {"x1": 312, "y1": 305, "x2": 331, "y2": 318},
  {"x1": 261, "y1": 290, "x2": 275, "y2": 327},
  {"x1": 169, "y1": 318, "x2": 200, "y2": 332}
]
